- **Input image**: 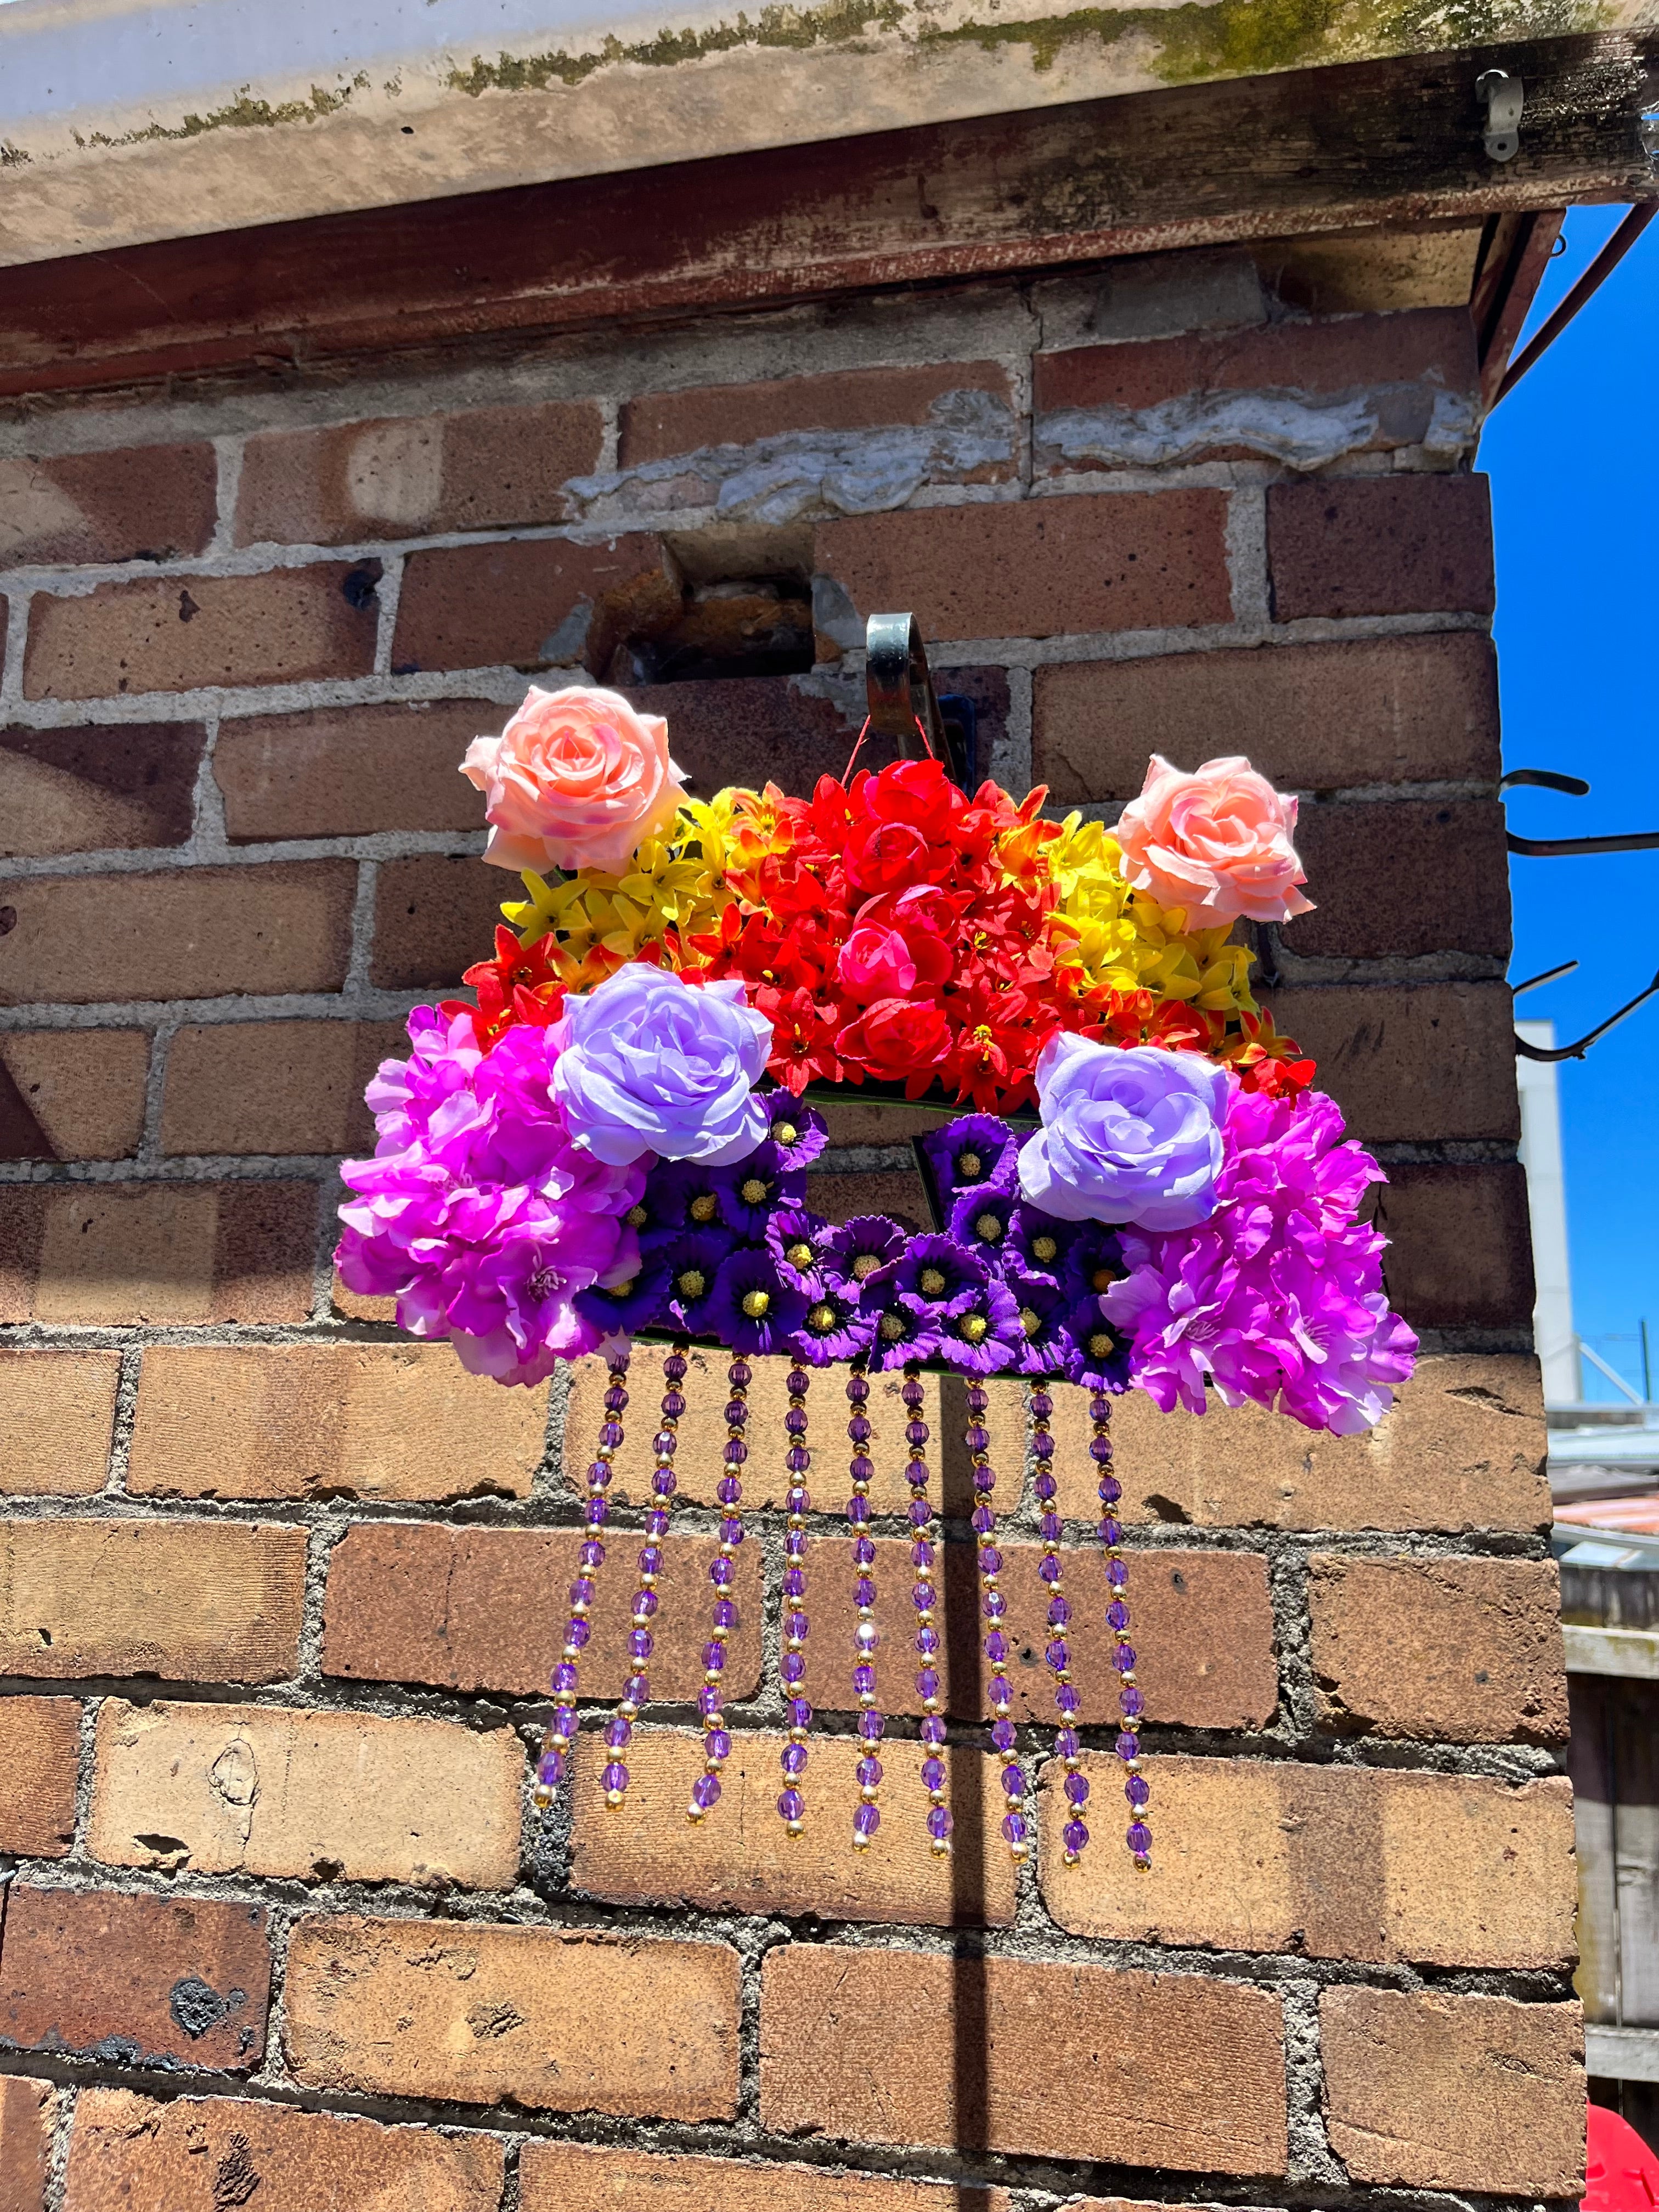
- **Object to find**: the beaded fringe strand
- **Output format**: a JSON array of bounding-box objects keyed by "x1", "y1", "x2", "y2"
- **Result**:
[
  {"x1": 534, "y1": 1347, "x2": 629, "y2": 1808},
  {"x1": 1091, "y1": 1391, "x2": 1151, "y2": 1864},
  {"x1": 601, "y1": 1340, "x2": 688, "y2": 1807}
]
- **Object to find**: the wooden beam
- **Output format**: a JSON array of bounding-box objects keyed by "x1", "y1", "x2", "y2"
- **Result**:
[{"x1": 1, "y1": 30, "x2": 1653, "y2": 399}]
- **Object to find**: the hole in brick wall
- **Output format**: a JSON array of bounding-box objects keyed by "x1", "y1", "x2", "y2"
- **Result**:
[{"x1": 597, "y1": 522, "x2": 817, "y2": 687}]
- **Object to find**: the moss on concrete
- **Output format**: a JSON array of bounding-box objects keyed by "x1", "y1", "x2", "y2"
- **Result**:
[
  {"x1": 78, "y1": 75, "x2": 370, "y2": 150},
  {"x1": 447, "y1": 0, "x2": 907, "y2": 95}
]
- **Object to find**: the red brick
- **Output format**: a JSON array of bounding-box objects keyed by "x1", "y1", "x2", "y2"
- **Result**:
[
  {"x1": 235, "y1": 400, "x2": 604, "y2": 545},
  {"x1": 522, "y1": 2143, "x2": 1007, "y2": 2212},
  {"x1": 0, "y1": 1697, "x2": 80, "y2": 1856},
  {"x1": 0, "y1": 719, "x2": 205, "y2": 857},
  {"x1": 285, "y1": 1914, "x2": 741, "y2": 2118},
  {"x1": 1375, "y1": 1161, "x2": 1535, "y2": 1329},
  {"x1": 1040, "y1": 1758, "x2": 1575, "y2": 1966},
  {"x1": 392, "y1": 534, "x2": 670, "y2": 674},
  {"x1": 322, "y1": 1521, "x2": 761, "y2": 1699},
  {"x1": 1267, "y1": 473, "x2": 1494, "y2": 620},
  {"x1": 1290, "y1": 798, "x2": 1510, "y2": 958},
  {"x1": 1265, "y1": 983, "x2": 1520, "y2": 1144},
  {"x1": 0, "y1": 1180, "x2": 318, "y2": 1325},
  {"x1": 63, "y1": 2087, "x2": 505, "y2": 2212},
  {"x1": 804, "y1": 1538, "x2": 1277, "y2": 1731},
  {"x1": 0, "y1": 444, "x2": 217, "y2": 567},
  {"x1": 370, "y1": 853, "x2": 506, "y2": 990},
  {"x1": 0, "y1": 1519, "x2": 308, "y2": 1683},
  {"x1": 760, "y1": 1944, "x2": 1286, "y2": 2171},
  {"x1": 0, "y1": 1886, "x2": 269, "y2": 2069},
  {"x1": 816, "y1": 491, "x2": 1233, "y2": 642},
  {"x1": 24, "y1": 565, "x2": 382, "y2": 702},
  {"x1": 1032, "y1": 633, "x2": 1499, "y2": 802},
  {"x1": 0, "y1": 1030, "x2": 149, "y2": 1161},
  {"x1": 1035, "y1": 308, "x2": 1476, "y2": 415},
  {"x1": 1309, "y1": 1554, "x2": 1568, "y2": 1742},
  {"x1": 1320, "y1": 1988, "x2": 1584, "y2": 2194},
  {"x1": 0, "y1": 2075, "x2": 52, "y2": 2212},
  {"x1": 215, "y1": 697, "x2": 495, "y2": 839},
  {"x1": 0, "y1": 1350, "x2": 119, "y2": 1495},
  {"x1": 624, "y1": 674, "x2": 857, "y2": 798},
  {"x1": 623, "y1": 361, "x2": 1015, "y2": 464},
  {"x1": 0, "y1": 860, "x2": 356, "y2": 1002},
  {"x1": 129, "y1": 1341, "x2": 547, "y2": 1503},
  {"x1": 160, "y1": 1018, "x2": 404, "y2": 1155},
  {"x1": 570, "y1": 1728, "x2": 1017, "y2": 1928}
]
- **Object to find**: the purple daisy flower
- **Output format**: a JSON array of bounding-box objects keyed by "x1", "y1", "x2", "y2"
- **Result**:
[
  {"x1": 573, "y1": 1245, "x2": 674, "y2": 1339},
  {"x1": 664, "y1": 1230, "x2": 734, "y2": 1334},
  {"x1": 919, "y1": 1114, "x2": 1020, "y2": 1199},
  {"x1": 936, "y1": 1275, "x2": 1024, "y2": 1375},
  {"x1": 1064, "y1": 1222, "x2": 1130, "y2": 1304},
  {"x1": 761, "y1": 1089, "x2": 828, "y2": 1172},
  {"x1": 894, "y1": 1233, "x2": 990, "y2": 1320},
  {"x1": 822, "y1": 1214, "x2": 906, "y2": 1295},
  {"x1": 862, "y1": 1275, "x2": 944, "y2": 1372},
  {"x1": 1062, "y1": 1294, "x2": 1132, "y2": 1393},
  {"x1": 707, "y1": 1242, "x2": 810, "y2": 1357},
  {"x1": 1002, "y1": 1268, "x2": 1077, "y2": 1377},
  {"x1": 648, "y1": 1160, "x2": 744, "y2": 1244},
  {"x1": 948, "y1": 1184, "x2": 1017, "y2": 1267},
  {"x1": 766, "y1": 1206, "x2": 834, "y2": 1296},
  {"x1": 723, "y1": 1142, "x2": 807, "y2": 1236},
  {"x1": 788, "y1": 1279, "x2": 879, "y2": 1367},
  {"x1": 1005, "y1": 1203, "x2": 1089, "y2": 1285}
]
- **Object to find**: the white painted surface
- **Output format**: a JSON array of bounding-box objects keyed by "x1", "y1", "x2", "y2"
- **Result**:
[
  {"x1": 1562, "y1": 1624, "x2": 1659, "y2": 1681},
  {"x1": 1586, "y1": 2024, "x2": 1659, "y2": 2082},
  {"x1": 1517, "y1": 1019, "x2": 1580, "y2": 1406}
]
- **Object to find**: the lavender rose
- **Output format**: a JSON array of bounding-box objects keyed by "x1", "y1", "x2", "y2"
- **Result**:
[
  {"x1": 1017, "y1": 1037, "x2": 1229, "y2": 1231},
  {"x1": 552, "y1": 966, "x2": 774, "y2": 1167}
]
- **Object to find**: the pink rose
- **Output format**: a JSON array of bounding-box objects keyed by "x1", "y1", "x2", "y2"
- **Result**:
[
  {"x1": 460, "y1": 685, "x2": 686, "y2": 876},
  {"x1": 1114, "y1": 753, "x2": 1314, "y2": 927},
  {"x1": 838, "y1": 923, "x2": 918, "y2": 1003}
]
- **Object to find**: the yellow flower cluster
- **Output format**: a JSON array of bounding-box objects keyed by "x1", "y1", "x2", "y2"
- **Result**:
[{"x1": 1039, "y1": 814, "x2": 1258, "y2": 1014}]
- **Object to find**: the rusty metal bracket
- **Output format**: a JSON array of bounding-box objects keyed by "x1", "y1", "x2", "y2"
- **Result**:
[
  {"x1": 1477, "y1": 69, "x2": 1525, "y2": 161},
  {"x1": 864, "y1": 612, "x2": 974, "y2": 789},
  {"x1": 1501, "y1": 767, "x2": 1659, "y2": 857}
]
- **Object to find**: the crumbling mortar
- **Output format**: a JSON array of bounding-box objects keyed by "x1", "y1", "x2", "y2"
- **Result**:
[
  {"x1": 1223, "y1": 483, "x2": 1269, "y2": 629},
  {"x1": 372, "y1": 553, "x2": 406, "y2": 676},
  {"x1": 0, "y1": 585, "x2": 30, "y2": 706},
  {"x1": 209, "y1": 438, "x2": 245, "y2": 560},
  {"x1": 42, "y1": 2076, "x2": 75, "y2": 2212},
  {"x1": 103, "y1": 1345, "x2": 144, "y2": 1497},
  {"x1": 1281, "y1": 1977, "x2": 1343, "y2": 2187}
]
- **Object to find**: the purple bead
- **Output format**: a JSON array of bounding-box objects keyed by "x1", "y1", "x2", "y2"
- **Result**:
[
  {"x1": 730, "y1": 1359, "x2": 753, "y2": 1386},
  {"x1": 698, "y1": 1685, "x2": 723, "y2": 1718},
  {"x1": 537, "y1": 1749, "x2": 566, "y2": 1786},
  {"x1": 1126, "y1": 1774, "x2": 1151, "y2": 1807},
  {"x1": 654, "y1": 1432, "x2": 678, "y2": 1459},
  {"x1": 1099, "y1": 1517, "x2": 1123, "y2": 1546},
  {"x1": 927, "y1": 1804, "x2": 954, "y2": 1841},
  {"x1": 787, "y1": 1485, "x2": 810, "y2": 1512},
  {"x1": 978, "y1": 1547, "x2": 1002, "y2": 1576},
  {"x1": 704, "y1": 1728, "x2": 732, "y2": 1762},
  {"x1": 585, "y1": 1501, "x2": 609, "y2": 1529},
  {"x1": 777, "y1": 1787, "x2": 806, "y2": 1822},
  {"x1": 989, "y1": 1677, "x2": 1012, "y2": 1711},
  {"x1": 785, "y1": 1407, "x2": 809, "y2": 1436},
  {"x1": 854, "y1": 1577, "x2": 876, "y2": 1609},
  {"x1": 713, "y1": 1598, "x2": 738, "y2": 1629},
  {"x1": 845, "y1": 1376, "x2": 870, "y2": 1403},
  {"x1": 720, "y1": 1519, "x2": 744, "y2": 1547},
  {"x1": 663, "y1": 1353, "x2": 687, "y2": 1380},
  {"x1": 921, "y1": 1756, "x2": 946, "y2": 1791},
  {"x1": 966, "y1": 1386, "x2": 989, "y2": 1413},
  {"x1": 1031, "y1": 1431, "x2": 1054, "y2": 1460},
  {"x1": 702, "y1": 1641, "x2": 726, "y2": 1671},
  {"x1": 1037, "y1": 1556, "x2": 1062, "y2": 1586},
  {"x1": 847, "y1": 1497, "x2": 871, "y2": 1526},
  {"x1": 625, "y1": 1673, "x2": 650, "y2": 1705},
  {"x1": 1048, "y1": 1596, "x2": 1072, "y2": 1627},
  {"x1": 586, "y1": 1463, "x2": 612, "y2": 1487},
  {"x1": 782, "y1": 1742, "x2": 808, "y2": 1775},
  {"x1": 983, "y1": 1592, "x2": 1006, "y2": 1620},
  {"x1": 1001, "y1": 1810, "x2": 1028, "y2": 1846},
  {"x1": 916, "y1": 1668, "x2": 940, "y2": 1699},
  {"x1": 970, "y1": 1505, "x2": 996, "y2": 1535},
  {"x1": 785, "y1": 1529, "x2": 808, "y2": 1558},
  {"x1": 859, "y1": 1711, "x2": 885, "y2": 1741},
  {"x1": 604, "y1": 1386, "x2": 629, "y2": 1414},
  {"x1": 1120, "y1": 1684, "x2": 1145, "y2": 1717},
  {"x1": 724, "y1": 1401, "x2": 748, "y2": 1427},
  {"x1": 1090, "y1": 1435, "x2": 1115, "y2": 1464},
  {"x1": 852, "y1": 1663, "x2": 876, "y2": 1695},
  {"x1": 1064, "y1": 1771, "x2": 1090, "y2": 1805},
  {"x1": 579, "y1": 1542, "x2": 605, "y2": 1569},
  {"x1": 920, "y1": 1716, "x2": 947, "y2": 1746},
  {"x1": 691, "y1": 1773, "x2": 722, "y2": 1812},
  {"x1": 1057, "y1": 1728, "x2": 1081, "y2": 1759},
  {"x1": 635, "y1": 1589, "x2": 659, "y2": 1618},
  {"x1": 901, "y1": 1379, "x2": 925, "y2": 1408},
  {"x1": 1107, "y1": 1599, "x2": 1131, "y2": 1630},
  {"x1": 786, "y1": 1613, "x2": 809, "y2": 1643},
  {"x1": 853, "y1": 1802, "x2": 881, "y2": 1839},
  {"x1": 1063, "y1": 1818, "x2": 1090, "y2": 1855},
  {"x1": 854, "y1": 1537, "x2": 876, "y2": 1567},
  {"x1": 849, "y1": 1454, "x2": 873, "y2": 1481},
  {"x1": 1045, "y1": 1639, "x2": 1070, "y2": 1672},
  {"x1": 905, "y1": 1459, "x2": 929, "y2": 1487},
  {"x1": 629, "y1": 1628, "x2": 653, "y2": 1660},
  {"x1": 908, "y1": 1499, "x2": 932, "y2": 1528},
  {"x1": 1127, "y1": 1820, "x2": 1152, "y2": 1855},
  {"x1": 848, "y1": 1416, "x2": 872, "y2": 1444},
  {"x1": 906, "y1": 1420, "x2": 930, "y2": 1448},
  {"x1": 724, "y1": 1440, "x2": 748, "y2": 1466},
  {"x1": 1029, "y1": 1391, "x2": 1053, "y2": 1419},
  {"x1": 661, "y1": 1389, "x2": 686, "y2": 1417},
  {"x1": 639, "y1": 1547, "x2": 664, "y2": 1575},
  {"x1": 912, "y1": 1583, "x2": 935, "y2": 1612},
  {"x1": 710, "y1": 1559, "x2": 735, "y2": 1587},
  {"x1": 1113, "y1": 1643, "x2": 1137, "y2": 1672},
  {"x1": 1039, "y1": 1514, "x2": 1063, "y2": 1544},
  {"x1": 973, "y1": 1466, "x2": 996, "y2": 1493},
  {"x1": 786, "y1": 1448, "x2": 811, "y2": 1474},
  {"x1": 856, "y1": 1756, "x2": 882, "y2": 1788},
  {"x1": 605, "y1": 1716, "x2": 633, "y2": 1748},
  {"x1": 1107, "y1": 1559, "x2": 1129, "y2": 1589},
  {"x1": 652, "y1": 1471, "x2": 676, "y2": 1497},
  {"x1": 991, "y1": 1716, "x2": 1017, "y2": 1752},
  {"x1": 1034, "y1": 1472, "x2": 1057, "y2": 1502},
  {"x1": 717, "y1": 1475, "x2": 742, "y2": 1505},
  {"x1": 1000, "y1": 1764, "x2": 1027, "y2": 1798},
  {"x1": 963, "y1": 1424, "x2": 989, "y2": 1453},
  {"x1": 1099, "y1": 1474, "x2": 1123, "y2": 1504},
  {"x1": 567, "y1": 1619, "x2": 591, "y2": 1649},
  {"x1": 599, "y1": 1421, "x2": 624, "y2": 1448},
  {"x1": 550, "y1": 1662, "x2": 579, "y2": 1694},
  {"x1": 984, "y1": 1629, "x2": 1009, "y2": 1664},
  {"x1": 601, "y1": 1760, "x2": 629, "y2": 1793},
  {"x1": 1115, "y1": 1731, "x2": 1141, "y2": 1759},
  {"x1": 787, "y1": 1369, "x2": 809, "y2": 1393},
  {"x1": 781, "y1": 1652, "x2": 806, "y2": 1683},
  {"x1": 916, "y1": 1626, "x2": 940, "y2": 1656},
  {"x1": 786, "y1": 1697, "x2": 812, "y2": 1729}
]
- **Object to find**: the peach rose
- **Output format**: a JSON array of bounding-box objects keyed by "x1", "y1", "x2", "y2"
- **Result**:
[
  {"x1": 461, "y1": 686, "x2": 686, "y2": 876},
  {"x1": 1114, "y1": 754, "x2": 1313, "y2": 927}
]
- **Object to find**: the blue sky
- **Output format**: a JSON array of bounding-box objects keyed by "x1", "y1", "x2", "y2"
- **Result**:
[{"x1": 1483, "y1": 206, "x2": 1658, "y2": 1399}]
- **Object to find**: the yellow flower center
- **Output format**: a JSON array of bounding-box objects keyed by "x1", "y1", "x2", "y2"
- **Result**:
[
  {"x1": 787, "y1": 1243, "x2": 814, "y2": 1270},
  {"x1": 690, "y1": 1193, "x2": 719, "y2": 1223},
  {"x1": 851, "y1": 1253, "x2": 882, "y2": 1283},
  {"x1": 808, "y1": 1302, "x2": 836, "y2": 1334},
  {"x1": 740, "y1": 1177, "x2": 769, "y2": 1206},
  {"x1": 879, "y1": 1313, "x2": 905, "y2": 1341},
  {"x1": 1088, "y1": 1329, "x2": 1116, "y2": 1359},
  {"x1": 624, "y1": 1205, "x2": 648, "y2": 1230},
  {"x1": 957, "y1": 1150, "x2": 982, "y2": 1180},
  {"x1": 960, "y1": 1313, "x2": 990, "y2": 1344},
  {"x1": 1020, "y1": 1306, "x2": 1041, "y2": 1338},
  {"x1": 677, "y1": 1269, "x2": 706, "y2": 1299},
  {"x1": 610, "y1": 1279, "x2": 638, "y2": 1300},
  {"x1": 776, "y1": 1122, "x2": 799, "y2": 1148},
  {"x1": 1091, "y1": 1265, "x2": 1121, "y2": 1293},
  {"x1": 742, "y1": 1289, "x2": 771, "y2": 1319},
  {"x1": 974, "y1": 1212, "x2": 1004, "y2": 1243},
  {"x1": 919, "y1": 1267, "x2": 947, "y2": 1297},
  {"x1": 1032, "y1": 1235, "x2": 1058, "y2": 1264}
]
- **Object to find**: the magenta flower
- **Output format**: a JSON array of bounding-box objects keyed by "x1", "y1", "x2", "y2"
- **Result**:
[{"x1": 336, "y1": 1008, "x2": 644, "y2": 1386}]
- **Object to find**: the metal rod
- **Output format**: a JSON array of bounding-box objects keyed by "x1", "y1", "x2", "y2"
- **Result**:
[
  {"x1": 1582, "y1": 1340, "x2": 1646, "y2": 1408},
  {"x1": 1512, "y1": 959, "x2": 1580, "y2": 996},
  {"x1": 1643, "y1": 1320, "x2": 1653, "y2": 1406},
  {"x1": 1493, "y1": 201, "x2": 1659, "y2": 407},
  {"x1": 1509, "y1": 829, "x2": 1659, "y2": 857},
  {"x1": 1513, "y1": 967, "x2": 1659, "y2": 1062}
]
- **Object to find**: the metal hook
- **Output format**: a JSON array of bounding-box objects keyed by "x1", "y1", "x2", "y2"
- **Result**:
[
  {"x1": 1514, "y1": 966, "x2": 1659, "y2": 1061},
  {"x1": 864, "y1": 612, "x2": 975, "y2": 791},
  {"x1": 1501, "y1": 766, "x2": 1659, "y2": 858}
]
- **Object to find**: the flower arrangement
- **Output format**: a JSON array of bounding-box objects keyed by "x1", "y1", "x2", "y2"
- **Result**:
[{"x1": 338, "y1": 685, "x2": 1417, "y2": 1874}]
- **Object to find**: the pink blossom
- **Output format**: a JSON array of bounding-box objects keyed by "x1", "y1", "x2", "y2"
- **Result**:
[{"x1": 1114, "y1": 753, "x2": 1314, "y2": 928}]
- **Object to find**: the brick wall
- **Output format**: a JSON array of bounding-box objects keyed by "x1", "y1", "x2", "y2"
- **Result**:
[{"x1": 0, "y1": 250, "x2": 1575, "y2": 2211}]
